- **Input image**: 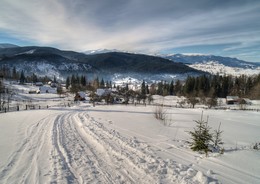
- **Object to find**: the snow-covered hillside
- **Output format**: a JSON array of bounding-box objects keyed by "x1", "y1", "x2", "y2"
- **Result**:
[
  {"x1": 189, "y1": 61, "x2": 260, "y2": 76},
  {"x1": 164, "y1": 54, "x2": 260, "y2": 76},
  {"x1": 0, "y1": 43, "x2": 19, "y2": 49},
  {"x1": 84, "y1": 49, "x2": 123, "y2": 55},
  {"x1": 0, "y1": 89, "x2": 260, "y2": 183}
]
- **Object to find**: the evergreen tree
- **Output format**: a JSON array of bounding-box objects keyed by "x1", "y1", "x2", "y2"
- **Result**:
[
  {"x1": 145, "y1": 84, "x2": 149, "y2": 95},
  {"x1": 71, "y1": 74, "x2": 76, "y2": 85},
  {"x1": 80, "y1": 75, "x2": 87, "y2": 86},
  {"x1": 76, "y1": 74, "x2": 80, "y2": 85},
  {"x1": 66, "y1": 76, "x2": 70, "y2": 89},
  {"x1": 20, "y1": 70, "x2": 26, "y2": 84},
  {"x1": 162, "y1": 81, "x2": 169, "y2": 96},
  {"x1": 188, "y1": 112, "x2": 213, "y2": 155},
  {"x1": 105, "y1": 81, "x2": 109, "y2": 88},
  {"x1": 12, "y1": 67, "x2": 18, "y2": 80},
  {"x1": 194, "y1": 77, "x2": 199, "y2": 93},
  {"x1": 185, "y1": 76, "x2": 195, "y2": 95},
  {"x1": 141, "y1": 80, "x2": 146, "y2": 95},
  {"x1": 57, "y1": 84, "x2": 63, "y2": 97},
  {"x1": 169, "y1": 80, "x2": 174, "y2": 95},
  {"x1": 157, "y1": 81, "x2": 163, "y2": 95},
  {"x1": 54, "y1": 75, "x2": 57, "y2": 83},
  {"x1": 245, "y1": 76, "x2": 253, "y2": 96},
  {"x1": 32, "y1": 73, "x2": 38, "y2": 83},
  {"x1": 70, "y1": 74, "x2": 80, "y2": 94},
  {"x1": 221, "y1": 76, "x2": 231, "y2": 97},
  {"x1": 174, "y1": 79, "x2": 182, "y2": 96},
  {"x1": 100, "y1": 78, "x2": 105, "y2": 88}
]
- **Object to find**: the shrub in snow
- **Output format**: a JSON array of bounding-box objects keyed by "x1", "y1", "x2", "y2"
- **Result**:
[
  {"x1": 206, "y1": 97, "x2": 218, "y2": 109},
  {"x1": 253, "y1": 143, "x2": 259, "y2": 150},
  {"x1": 154, "y1": 106, "x2": 166, "y2": 121},
  {"x1": 212, "y1": 122, "x2": 224, "y2": 152},
  {"x1": 153, "y1": 106, "x2": 175, "y2": 126}
]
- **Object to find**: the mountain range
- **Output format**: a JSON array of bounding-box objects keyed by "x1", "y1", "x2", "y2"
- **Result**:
[
  {"x1": 0, "y1": 44, "x2": 202, "y2": 81},
  {"x1": 0, "y1": 44, "x2": 259, "y2": 82}
]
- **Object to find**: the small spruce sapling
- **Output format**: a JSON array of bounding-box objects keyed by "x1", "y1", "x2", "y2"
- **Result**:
[
  {"x1": 213, "y1": 122, "x2": 224, "y2": 152},
  {"x1": 188, "y1": 111, "x2": 213, "y2": 156}
]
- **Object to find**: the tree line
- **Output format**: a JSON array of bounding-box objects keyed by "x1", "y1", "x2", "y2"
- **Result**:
[
  {"x1": 1, "y1": 65, "x2": 260, "y2": 101},
  {"x1": 65, "y1": 74, "x2": 113, "y2": 94},
  {"x1": 0, "y1": 66, "x2": 52, "y2": 84},
  {"x1": 144, "y1": 74, "x2": 260, "y2": 100}
]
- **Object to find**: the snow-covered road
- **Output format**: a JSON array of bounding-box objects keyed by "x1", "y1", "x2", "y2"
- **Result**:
[
  {"x1": 0, "y1": 108, "x2": 212, "y2": 184},
  {"x1": 0, "y1": 104, "x2": 259, "y2": 184}
]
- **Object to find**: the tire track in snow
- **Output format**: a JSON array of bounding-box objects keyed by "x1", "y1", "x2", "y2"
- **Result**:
[
  {"x1": 0, "y1": 113, "x2": 61, "y2": 184},
  {"x1": 54, "y1": 112, "x2": 121, "y2": 183},
  {"x1": 77, "y1": 112, "x2": 215, "y2": 184},
  {"x1": 51, "y1": 113, "x2": 79, "y2": 183},
  {"x1": 0, "y1": 109, "x2": 216, "y2": 184},
  {"x1": 99, "y1": 117, "x2": 258, "y2": 184},
  {"x1": 58, "y1": 111, "x2": 155, "y2": 183}
]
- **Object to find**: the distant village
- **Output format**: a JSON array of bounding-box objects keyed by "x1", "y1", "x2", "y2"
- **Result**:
[{"x1": 1, "y1": 66, "x2": 260, "y2": 110}]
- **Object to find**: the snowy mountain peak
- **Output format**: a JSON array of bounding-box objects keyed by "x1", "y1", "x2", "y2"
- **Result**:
[
  {"x1": 164, "y1": 54, "x2": 260, "y2": 68},
  {"x1": 167, "y1": 53, "x2": 211, "y2": 57},
  {"x1": 84, "y1": 49, "x2": 124, "y2": 55},
  {"x1": 0, "y1": 43, "x2": 19, "y2": 49}
]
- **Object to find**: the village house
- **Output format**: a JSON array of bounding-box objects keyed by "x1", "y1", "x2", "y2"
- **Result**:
[
  {"x1": 74, "y1": 91, "x2": 86, "y2": 101},
  {"x1": 96, "y1": 88, "x2": 113, "y2": 96},
  {"x1": 226, "y1": 96, "x2": 239, "y2": 105},
  {"x1": 39, "y1": 85, "x2": 57, "y2": 94},
  {"x1": 35, "y1": 82, "x2": 43, "y2": 86},
  {"x1": 226, "y1": 96, "x2": 252, "y2": 105}
]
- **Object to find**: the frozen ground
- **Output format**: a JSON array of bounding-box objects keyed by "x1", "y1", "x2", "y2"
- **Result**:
[{"x1": 0, "y1": 101, "x2": 259, "y2": 184}]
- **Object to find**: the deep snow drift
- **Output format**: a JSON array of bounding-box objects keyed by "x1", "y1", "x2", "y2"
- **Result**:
[{"x1": 0, "y1": 102, "x2": 259, "y2": 184}]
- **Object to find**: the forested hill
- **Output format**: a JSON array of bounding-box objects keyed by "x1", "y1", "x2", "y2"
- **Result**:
[{"x1": 78, "y1": 52, "x2": 199, "y2": 74}]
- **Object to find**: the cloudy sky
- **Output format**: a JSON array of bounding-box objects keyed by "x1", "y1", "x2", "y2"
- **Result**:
[{"x1": 0, "y1": 0, "x2": 260, "y2": 62}]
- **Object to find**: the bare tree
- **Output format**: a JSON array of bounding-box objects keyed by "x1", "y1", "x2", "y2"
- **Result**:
[
  {"x1": 187, "y1": 96, "x2": 199, "y2": 108},
  {"x1": 213, "y1": 122, "x2": 224, "y2": 151}
]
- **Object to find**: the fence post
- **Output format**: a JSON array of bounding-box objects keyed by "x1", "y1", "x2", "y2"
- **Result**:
[
  {"x1": 17, "y1": 106, "x2": 19, "y2": 111},
  {"x1": 47, "y1": 105, "x2": 48, "y2": 109},
  {"x1": 26, "y1": 105, "x2": 27, "y2": 110}
]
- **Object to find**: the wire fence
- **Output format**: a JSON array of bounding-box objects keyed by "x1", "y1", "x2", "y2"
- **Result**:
[{"x1": 0, "y1": 100, "x2": 75, "y2": 114}]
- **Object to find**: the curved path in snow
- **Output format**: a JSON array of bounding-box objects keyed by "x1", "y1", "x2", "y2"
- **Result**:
[{"x1": 0, "y1": 110, "x2": 213, "y2": 184}]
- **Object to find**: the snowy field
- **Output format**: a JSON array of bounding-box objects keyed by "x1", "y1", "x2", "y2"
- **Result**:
[
  {"x1": 1, "y1": 83, "x2": 74, "y2": 112},
  {"x1": 0, "y1": 100, "x2": 260, "y2": 183}
]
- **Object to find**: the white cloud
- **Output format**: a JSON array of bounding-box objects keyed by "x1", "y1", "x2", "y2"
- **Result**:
[{"x1": 0, "y1": 0, "x2": 260, "y2": 62}]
